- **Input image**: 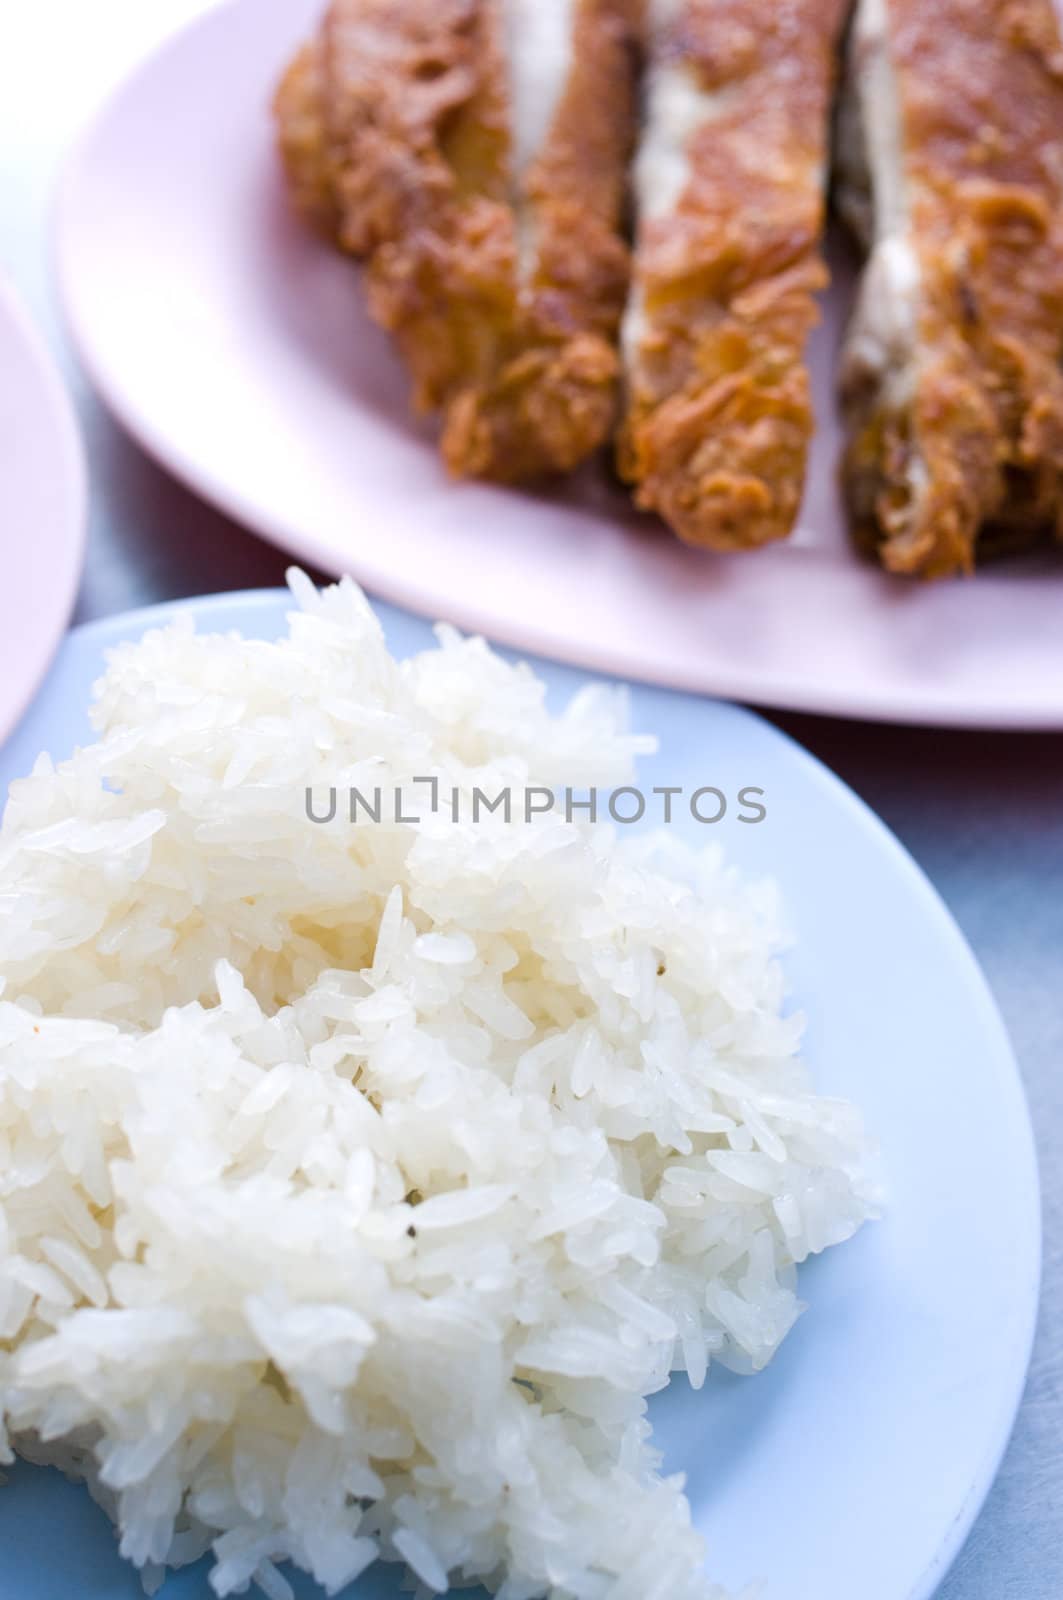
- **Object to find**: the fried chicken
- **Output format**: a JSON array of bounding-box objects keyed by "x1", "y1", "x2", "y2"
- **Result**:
[
  {"x1": 838, "y1": 0, "x2": 1063, "y2": 577},
  {"x1": 617, "y1": 0, "x2": 847, "y2": 551},
  {"x1": 274, "y1": 0, "x2": 639, "y2": 484},
  {"x1": 274, "y1": 43, "x2": 339, "y2": 240}
]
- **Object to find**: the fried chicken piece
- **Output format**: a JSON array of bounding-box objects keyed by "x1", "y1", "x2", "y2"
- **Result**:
[
  {"x1": 274, "y1": 43, "x2": 339, "y2": 239},
  {"x1": 618, "y1": 0, "x2": 847, "y2": 551},
  {"x1": 838, "y1": 0, "x2": 1063, "y2": 578},
  {"x1": 273, "y1": 0, "x2": 638, "y2": 483}
]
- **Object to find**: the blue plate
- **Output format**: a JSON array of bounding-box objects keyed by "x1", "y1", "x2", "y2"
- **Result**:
[{"x1": 0, "y1": 592, "x2": 1040, "y2": 1600}]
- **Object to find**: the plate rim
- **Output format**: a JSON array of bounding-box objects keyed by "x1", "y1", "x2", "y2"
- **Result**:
[
  {"x1": 2, "y1": 585, "x2": 1042, "y2": 1600},
  {"x1": 0, "y1": 275, "x2": 87, "y2": 749},
  {"x1": 50, "y1": 0, "x2": 1063, "y2": 734}
]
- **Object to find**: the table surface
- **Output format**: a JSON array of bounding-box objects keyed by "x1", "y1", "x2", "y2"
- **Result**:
[{"x1": 2, "y1": 5, "x2": 1061, "y2": 1597}]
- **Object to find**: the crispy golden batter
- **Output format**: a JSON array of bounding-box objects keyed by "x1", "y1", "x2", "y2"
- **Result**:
[
  {"x1": 841, "y1": 0, "x2": 1063, "y2": 578},
  {"x1": 618, "y1": 0, "x2": 846, "y2": 551},
  {"x1": 273, "y1": 0, "x2": 638, "y2": 484}
]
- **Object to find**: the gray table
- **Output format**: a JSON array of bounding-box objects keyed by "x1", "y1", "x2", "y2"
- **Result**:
[{"x1": 3, "y1": 5, "x2": 1061, "y2": 1595}]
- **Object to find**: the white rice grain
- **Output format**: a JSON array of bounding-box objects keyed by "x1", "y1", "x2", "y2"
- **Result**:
[{"x1": 0, "y1": 572, "x2": 878, "y2": 1599}]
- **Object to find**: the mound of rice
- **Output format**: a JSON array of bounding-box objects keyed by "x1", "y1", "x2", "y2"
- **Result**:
[{"x1": 0, "y1": 574, "x2": 877, "y2": 1599}]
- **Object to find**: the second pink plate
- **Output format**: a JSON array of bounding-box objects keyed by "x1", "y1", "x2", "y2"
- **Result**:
[
  {"x1": 55, "y1": 0, "x2": 1063, "y2": 728},
  {"x1": 0, "y1": 277, "x2": 86, "y2": 749}
]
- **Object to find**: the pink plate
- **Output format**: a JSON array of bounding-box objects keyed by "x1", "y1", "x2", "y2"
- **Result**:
[
  {"x1": 55, "y1": 0, "x2": 1063, "y2": 728},
  {"x1": 0, "y1": 278, "x2": 86, "y2": 748}
]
